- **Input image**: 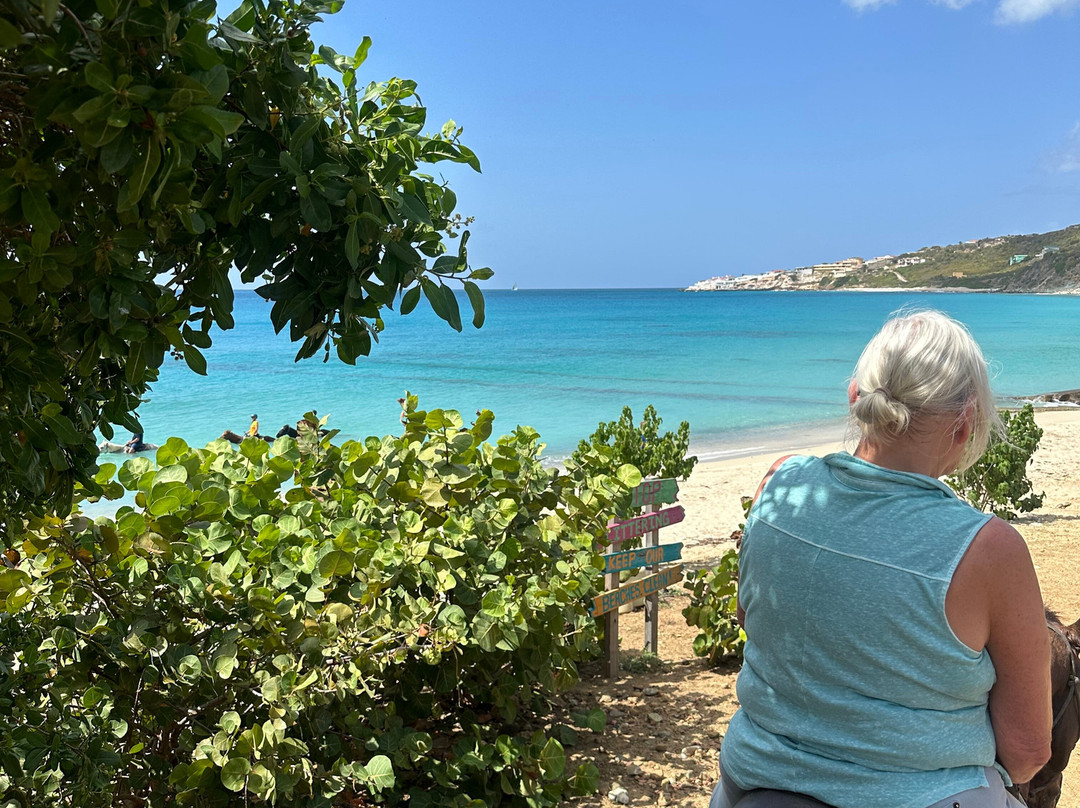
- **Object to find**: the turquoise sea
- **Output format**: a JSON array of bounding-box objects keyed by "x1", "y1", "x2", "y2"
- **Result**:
[{"x1": 117, "y1": 289, "x2": 1080, "y2": 464}]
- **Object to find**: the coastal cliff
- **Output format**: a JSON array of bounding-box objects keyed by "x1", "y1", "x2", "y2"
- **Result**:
[{"x1": 688, "y1": 223, "x2": 1080, "y2": 293}]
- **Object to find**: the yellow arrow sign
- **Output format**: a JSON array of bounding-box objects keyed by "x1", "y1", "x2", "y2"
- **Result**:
[{"x1": 591, "y1": 564, "x2": 684, "y2": 617}]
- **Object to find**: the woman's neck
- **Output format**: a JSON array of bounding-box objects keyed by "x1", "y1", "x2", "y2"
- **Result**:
[{"x1": 854, "y1": 414, "x2": 964, "y2": 478}]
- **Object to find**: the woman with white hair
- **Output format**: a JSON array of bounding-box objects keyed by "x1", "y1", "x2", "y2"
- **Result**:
[{"x1": 713, "y1": 310, "x2": 1051, "y2": 808}]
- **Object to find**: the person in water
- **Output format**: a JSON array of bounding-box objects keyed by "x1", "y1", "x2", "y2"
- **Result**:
[
  {"x1": 123, "y1": 433, "x2": 146, "y2": 453},
  {"x1": 247, "y1": 414, "x2": 259, "y2": 437},
  {"x1": 713, "y1": 309, "x2": 1050, "y2": 808}
]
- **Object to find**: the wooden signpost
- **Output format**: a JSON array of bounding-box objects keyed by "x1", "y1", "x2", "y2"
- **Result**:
[{"x1": 597, "y1": 478, "x2": 685, "y2": 677}]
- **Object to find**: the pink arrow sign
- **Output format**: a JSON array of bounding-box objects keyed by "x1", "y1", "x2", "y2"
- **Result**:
[{"x1": 606, "y1": 505, "x2": 685, "y2": 545}]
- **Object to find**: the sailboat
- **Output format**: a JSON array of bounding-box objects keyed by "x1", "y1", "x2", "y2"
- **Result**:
[{"x1": 512, "y1": 283, "x2": 518, "y2": 291}]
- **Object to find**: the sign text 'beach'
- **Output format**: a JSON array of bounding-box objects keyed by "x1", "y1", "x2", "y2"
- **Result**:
[{"x1": 592, "y1": 565, "x2": 685, "y2": 617}]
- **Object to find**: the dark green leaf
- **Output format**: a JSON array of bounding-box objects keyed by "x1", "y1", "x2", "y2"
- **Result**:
[
  {"x1": 345, "y1": 221, "x2": 360, "y2": 268},
  {"x1": 421, "y1": 279, "x2": 461, "y2": 332},
  {"x1": 440, "y1": 187, "x2": 457, "y2": 215},
  {"x1": 40, "y1": 0, "x2": 61, "y2": 23},
  {"x1": 398, "y1": 193, "x2": 432, "y2": 226},
  {"x1": 183, "y1": 105, "x2": 245, "y2": 137},
  {"x1": 463, "y1": 280, "x2": 484, "y2": 328},
  {"x1": 399, "y1": 285, "x2": 421, "y2": 315},
  {"x1": 20, "y1": 187, "x2": 60, "y2": 233},
  {"x1": 184, "y1": 346, "x2": 208, "y2": 375},
  {"x1": 100, "y1": 132, "x2": 133, "y2": 174},
  {"x1": 41, "y1": 412, "x2": 82, "y2": 444},
  {"x1": 117, "y1": 138, "x2": 161, "y2": 211},
  {"x1": 84, "y1": 62, "x2": 114, "y2": 93},
  {"x1": 300, "y1": 195, "x2": 332, "y2": 231},
  {"x1": 218, "y1": 20, "x2": 259, "y2": 43},
  {"x1": 538, "y1": 738, "x2": 565, "y2": 780},
  {"x1": 0, "y1": 17, "x2": 21, "y2": 47},
  {"x1": 94, "y1": 0, "x2": 119, "y2": 18}
]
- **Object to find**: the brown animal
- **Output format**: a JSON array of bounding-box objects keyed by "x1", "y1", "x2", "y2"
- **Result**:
[
  {"x1": 219, "y1": 429, "x2": 274, "y2": 444},
  {"x1": 1016, "y1": 610, "x2": 1080, "y2": 808}
]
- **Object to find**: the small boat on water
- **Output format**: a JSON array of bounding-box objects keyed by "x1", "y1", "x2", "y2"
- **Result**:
[{"x1": 98, "y1": 441, "x2": 159, "y2": 454}]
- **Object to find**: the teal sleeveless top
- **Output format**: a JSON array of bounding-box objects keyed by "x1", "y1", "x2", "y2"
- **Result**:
[{"x1": 720, "y1": 453, "x2": 999, "y2": 808}]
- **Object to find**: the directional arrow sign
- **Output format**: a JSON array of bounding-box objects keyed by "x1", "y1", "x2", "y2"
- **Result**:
[
  {"x1": 607, "y1": 505, "x2": 685, "y2": 545},
  {"x1": 591, "y1": 565, "x2": 684, "y2": 617},
  {"x1": 602, "y1": 542, "x2": 683, "y2": 574},
  {"x1": 630, "y1": 478, "x2": 679, "y2": 509}
]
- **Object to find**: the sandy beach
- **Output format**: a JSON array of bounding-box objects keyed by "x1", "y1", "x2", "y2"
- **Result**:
[{"x1": 572, "y1": 408, "x2": 1080, "y2": 808}]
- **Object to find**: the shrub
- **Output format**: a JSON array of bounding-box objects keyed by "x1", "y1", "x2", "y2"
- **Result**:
[
  {"x1": 683, "y1": 551, "x2": 745, "y2": 665},
  {"x1": 574, "y1": 406, "x2": 699, "y2": 514},
  {"x1": 947, "y1": 404, "x2": 1045, "y2": 520},
  {"x1": 0, "y1": 398, "x2": 625, "y2": 807}
]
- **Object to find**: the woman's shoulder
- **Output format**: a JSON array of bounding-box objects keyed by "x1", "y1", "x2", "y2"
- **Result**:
[
  {"x1": 964, "y1": 516, "x2": 1029, "y2": 572},
  {"x1": 753, "y1": 453, "x2": 816, "y2": 499}
]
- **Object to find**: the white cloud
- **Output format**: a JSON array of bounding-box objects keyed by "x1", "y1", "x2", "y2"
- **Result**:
[
  {"x1": 840, "y1": 0, "x2": 895, "y2": 10},
  {"x1": 1046, "y1": 123, "x2": 1080, "y2": 173},
  {"x1": 840, "y1": 0, "x2": 1079, "y2": 19},
  {"x1": 995, "y1": 0, "x2": 1080, "y2": 21}
]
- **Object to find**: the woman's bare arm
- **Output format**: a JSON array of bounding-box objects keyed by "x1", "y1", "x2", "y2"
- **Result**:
[
  {"x1": 737, "y1": 455, "x2": 793, "y2": 627},
  {"x1": 947, "y1": 517, "x2": 1051, "y2": 784}
]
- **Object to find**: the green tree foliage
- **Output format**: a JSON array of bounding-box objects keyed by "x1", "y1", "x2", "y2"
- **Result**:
[
  {"x1": 947, "y1": 404, "x2": 1045, "y2": 520},
  {"x1": 0, "y1": 0, "x2": 488, "y2": 527},
  {"x1": 0, "y1": 399, "x2": 624, "y2": 807},
  {"x1": 571, "y1": 405, "x2": 697, "y2": 484}
]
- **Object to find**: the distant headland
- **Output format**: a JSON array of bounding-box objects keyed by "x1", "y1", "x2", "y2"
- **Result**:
[{"x1": 686, "y1": 223, "x2": 1080, "y2": 294}]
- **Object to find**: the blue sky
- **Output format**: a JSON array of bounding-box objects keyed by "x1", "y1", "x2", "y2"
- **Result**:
[{"x1": 311, "y1": 0, "x2": 1080, "y2": 289}]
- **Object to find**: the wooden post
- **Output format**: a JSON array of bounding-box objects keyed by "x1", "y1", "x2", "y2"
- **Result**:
[
  {"x1": 603, "y1": 562, "x2": 620, "y2": 678},
  {"x1": 643, "y1": 525, "x2": 659, "y2": 654}
]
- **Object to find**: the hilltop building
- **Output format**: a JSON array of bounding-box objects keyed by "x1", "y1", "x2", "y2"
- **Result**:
[{"x1": 812, "y1": 257, "x2": 864, "y2": 273}]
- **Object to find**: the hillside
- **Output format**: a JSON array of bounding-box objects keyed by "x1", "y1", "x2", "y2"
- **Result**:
[{"x1": 687, "y1": 224, "x2": 1080, "y2": 293}]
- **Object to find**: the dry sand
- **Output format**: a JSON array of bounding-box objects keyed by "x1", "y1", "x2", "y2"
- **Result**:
[{"x1": 567, "y1": 409, "x2": 1080, "y2": 808}]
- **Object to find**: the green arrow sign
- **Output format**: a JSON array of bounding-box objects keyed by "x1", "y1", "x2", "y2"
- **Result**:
[{"x1": 630, "y1": 478, "x2": 679, "y2": 509}]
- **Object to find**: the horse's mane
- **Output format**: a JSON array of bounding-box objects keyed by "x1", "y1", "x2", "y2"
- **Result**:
[{"x1": 1045, "y1": 607, "x2": 1080, "y2": 651}]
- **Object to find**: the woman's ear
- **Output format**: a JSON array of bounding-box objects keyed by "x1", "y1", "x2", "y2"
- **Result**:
[
  {"x1": 847, "y1": 379, "x2": 859, "y2": 406},
  {"x1": 953, "y1": 407, "x2": 973, "y2": 447}
]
